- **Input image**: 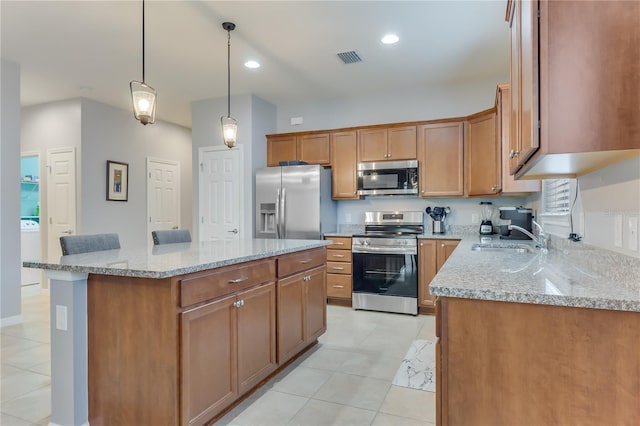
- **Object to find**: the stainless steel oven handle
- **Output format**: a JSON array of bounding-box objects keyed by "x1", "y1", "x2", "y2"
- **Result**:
[{"x1": 352, "y1": 246, "x2": 417, "y2": 255}]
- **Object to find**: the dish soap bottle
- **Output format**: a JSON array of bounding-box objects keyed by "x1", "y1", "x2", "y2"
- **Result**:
[{"x1": 35, "y1": 202, "x2": 40, "y2": 217}]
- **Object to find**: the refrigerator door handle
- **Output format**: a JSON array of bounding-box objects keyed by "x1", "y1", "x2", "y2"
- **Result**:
[
  {"x1": 275, "y1": 188, "x2": 281, "y2": 239},
  {"x1": 281, "y1": 188, "x2": 286, "y2": 238}
]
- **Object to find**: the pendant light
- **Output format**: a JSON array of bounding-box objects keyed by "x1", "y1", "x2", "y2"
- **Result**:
[
  {"x1": 221, "y1": 22, "x2": 238, "y2": 148},
  {"x1": 130, "y1": 0, "x2": 157, "y2": 125}
]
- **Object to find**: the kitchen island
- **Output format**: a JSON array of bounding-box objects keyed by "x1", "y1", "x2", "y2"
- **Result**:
[
  {"x1": 429, "y1": 235, "x2": 640, "y2": 425},
  {"x1": 24, "y1": 238, "x2": 331, "y2": 426}
]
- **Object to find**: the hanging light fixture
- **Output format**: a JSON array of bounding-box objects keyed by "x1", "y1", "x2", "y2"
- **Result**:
[
  {"x1": 221, "y1": 21, "x2": 238, "y2": 148},
  {"x1": 130, "y1": 0, "x2": 157, "y2": 125}
]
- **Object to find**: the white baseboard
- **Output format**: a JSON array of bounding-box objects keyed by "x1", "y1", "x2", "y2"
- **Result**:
[{"x1": 1, "y1": 314, "x2": 23, "y2": 327}]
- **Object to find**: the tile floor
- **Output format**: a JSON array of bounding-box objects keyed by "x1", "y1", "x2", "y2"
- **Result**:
[{"x1": 0, "y1": 285, "x2": 435, "y2": 426}]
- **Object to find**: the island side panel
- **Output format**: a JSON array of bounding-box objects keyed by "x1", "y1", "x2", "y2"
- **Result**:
[
  {"x1": 87, "y1": 274, "x2": 180, "y2": 425},
  {"x1": 440, "y1": 298, "x2": 640, "y2": 425}
]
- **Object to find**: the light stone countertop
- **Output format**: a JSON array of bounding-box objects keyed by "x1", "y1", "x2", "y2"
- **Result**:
[
  {"x1": 429, "y1": 234, "x2": 640, "y2": 312},
  {"x1": 23, "y1": 239, "x2": 331, "y2": 279}
]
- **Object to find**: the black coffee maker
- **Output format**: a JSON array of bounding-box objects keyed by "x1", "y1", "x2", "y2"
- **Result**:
[{"x1": 499, "y1": 207, "x2": 533, "y2": 240}]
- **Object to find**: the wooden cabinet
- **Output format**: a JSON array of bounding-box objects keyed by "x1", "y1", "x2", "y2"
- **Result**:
[
  {"x1": 267, "y1": 133, "x2": 330, "y2": 166},
  {"x1": 277, "y1": 248, "x2": 327, "y2": 364},
  {"x1": 86, "y1": 250, "x2": 325, "y2": 426},
  {"x1": 417, "y1": 122, "x2": 464, "y2": 197},
  {"x1": 330, "y1": 131, "x2": 359, "y2": 199},
  {"x1": 496, "y1": 83, "x2": 540, "y2": 194},
  {"x1": 181, "y1": 264, "x2": 277, "y2": 426},
  {"x1": 508, "y1": 0, "x2": 539, "y2": 174},
  {"x1": 324, "y1": 237, "x2": 352, "y2": 300},
  {"x1": 357, "y1": 126, "x2": 417, "y2": 162},
  {"x1": 466, "y1": 109, "x2": 501, "y2": 196},
  {"x1": 418, "y1": 239, "x2": 459, "y2": 308},
  {"x1": 508, "y1": 0, "x2": 639, "y2": 178},
  {"x1": 437, "y1": 297, "x2": 640, "y2": 425}
]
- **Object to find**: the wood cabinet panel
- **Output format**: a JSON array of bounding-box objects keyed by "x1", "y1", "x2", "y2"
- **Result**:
[
  {"x1": 508, "y1": 0, "x2": 521, "y2": 175},
  {"x1": 497, "y1": 83, "x2": 540, "y2": 194},
  {"x1": 325, "y1": 236, "x2": 352, "y2": 250},
  {"x1": 419, "y1": 239, "x2": 459, "y2": 308},
  {"x1": 236, "y1": 282, "x2": 277, "y2": 396},
  {"x1": 326, "y1": 261, "x2": 352, "y2": 275},
  {"x1": 388, "y1": 126, "x2": 417, "y2": 160},
  {"x1": 327, "y1": 249, "x2": 352, "y2": 263},
  {"x1": 518, "y1": 0, "x2": 539, "y2": 166},
  {"x1": 418, "y1": 240, "x2": 438, "y2": 308},
  {"x1": 278, "y1": 248, "x2": 325, "y2": 278},
  {"x1": 439, "y1": 298, "x2": 640, "y2": 425},
  {"x1": 357, "y1": 128, "x2": 388, "y2": 162},
  {"x1": 305, "y1": 266, "x2": 327, "y2": 342},
  {"x1": 330, "y1": 131, "x2": 359, "y2": 199},
  {"x1": 326, "y1": 273, "x2": 352, "y2": 298},
  {"x1": 466, "y1": 110, "x2": 500, "y2": 196},
  {"x1": 180, "y1": 259, "x2": 276, "y2": 308},
  {"x1": 181, "y1": 294, "x2": 237, "y2": 426},
  {"x1": 267, "y1": 135, "x2": 297, "y2": 167},
  {"x1": 297, "y1": 133, "x2": 330, "y2": 165},
  {"x1": 418, "y1": 122, "x2": 464, "y2": 197},
  {"x1": 277, "y1": 273, "x2": 306, "y2": 364}
]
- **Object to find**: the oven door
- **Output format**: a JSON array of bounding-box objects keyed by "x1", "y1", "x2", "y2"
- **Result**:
[{"x1": 352, "y1": 251, "x2": 418, "y2": 298}]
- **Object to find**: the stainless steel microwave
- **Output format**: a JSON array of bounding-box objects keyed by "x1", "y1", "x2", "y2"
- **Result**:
[{"x1": 357, "y1": 160, "x2": 419, "y2": 196}]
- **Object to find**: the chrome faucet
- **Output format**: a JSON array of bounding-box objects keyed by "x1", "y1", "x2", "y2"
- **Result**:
[{"x1": 508, "y1": 220, "x2": 548, "y2": 252}]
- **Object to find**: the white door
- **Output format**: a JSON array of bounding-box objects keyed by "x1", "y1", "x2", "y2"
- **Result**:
[
  {"x1": 46, "y1": 147, "x2": 77, "y2": 258},
  {"x1": 199, "y1": 146, "x2": 242, "y2": 241},
  {"x1": 147, "y1": 158, "x2": 180, "y2": 245}
]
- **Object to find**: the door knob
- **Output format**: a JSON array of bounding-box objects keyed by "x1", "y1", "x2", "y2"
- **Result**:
[{"x1": 228, "y1": 228, "x2": 238, "y2": 234}]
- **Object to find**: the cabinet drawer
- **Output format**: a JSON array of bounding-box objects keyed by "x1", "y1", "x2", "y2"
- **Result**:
[
  {"x1": 278, "y1": 248, "x2": 325, "y2": 278},
  {"x1": 327, "y1": 274, "x2": 352, "y2": 298},
  {"x1": 325, "y1": 237, "x2": 352, "y2": 250},
  {"x1": 180, "y1": 259, "x2": 276, "y2": 308},
  {"x1": 326, "y1": 261, "x2": 352, "y2": 275},
  {"x1": 326, "y1": 249, "x2": 352, "y2": 263}
]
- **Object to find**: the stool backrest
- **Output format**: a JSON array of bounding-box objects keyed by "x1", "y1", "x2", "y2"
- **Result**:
[
  {"x1": 60, "y1": 233, "x2": 121, "y2": 255},
  {"x1": 152, "y1": 229, "x2": 192, "y2": 245}
]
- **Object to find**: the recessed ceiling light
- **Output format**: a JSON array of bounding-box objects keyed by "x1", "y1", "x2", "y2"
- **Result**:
[
  {"x1": 244, "y1": 60, "x2": 260, "y2": 69},
  {"x1": 381, "y1": 34, "x2": 399, "y2": 45}
]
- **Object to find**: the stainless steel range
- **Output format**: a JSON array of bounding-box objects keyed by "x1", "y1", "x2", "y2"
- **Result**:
[{"x1": 352, "y1": 211, "x2": 423, "y2": 315}]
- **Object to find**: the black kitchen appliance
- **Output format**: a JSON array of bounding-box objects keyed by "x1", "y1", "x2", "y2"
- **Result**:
[
  {"x1": 479, "y1": 201, "x2": 495, "y2": 235},
  {"x1": 499, "y1": 207, "x2": 533, "y2": 240},
  {"x1": 425, "y1": 206, "x2": 450, "y2": 234}
]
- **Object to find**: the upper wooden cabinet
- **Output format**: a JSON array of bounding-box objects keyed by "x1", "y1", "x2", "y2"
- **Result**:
[
  {"x1": 496, "y1": 83, "x2": 540, "y2": 194},
  {"x1": 266, "y1": 133, "x2": 330, "y2": 167},
  {"x1": 417, "y1": 122, "x2": 464, "y2": 197},
  {"x1": 466, "y1": 109, "x2": 501, "y2": 196},
  {"x1": 508, "y1": 0, "x2": 640, "y2": 179},
  {"x1": 357, "y1": 126, "x2": 417, "y2": 162},
  {"x1": 330, "y1": 131, "x2": 359, "y2": 199}
]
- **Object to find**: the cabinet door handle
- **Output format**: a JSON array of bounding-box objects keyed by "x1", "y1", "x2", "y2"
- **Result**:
[
  {"x1": 229, "y1": 276, "x2": 249, "y2": 284},
  {"x1": 491, "y1": 185, "x2": 498, "y2": 192},
  {"x1": 331, "y1": 266, "x2": 345, "y2": 270},
  {"x1": 300, "y1": 259, "x2": 313, "y2": 264},
  {"x1": 332, "y1": 254, "x2": 345, "y2": 258},
  {"x1": 233, "y1": 301, "x2": 240, "y2": 308},
  {"x1": 332, "y1": 285, "x2": 345, "y2": 289},
  {"x1": 334, "y1": 242, "x2": 345, "y2": 245},
  {"x1": 441, "y1": 244, "x2": 445, "y2": 248},
  {"x1": 240, "y1": 299, "x2": 245, "y2": 307}
]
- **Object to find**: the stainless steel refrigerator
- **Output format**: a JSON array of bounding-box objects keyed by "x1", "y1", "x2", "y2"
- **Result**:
[{"x1": 255, "y1": 165, "x2": 336, "y2": 239}]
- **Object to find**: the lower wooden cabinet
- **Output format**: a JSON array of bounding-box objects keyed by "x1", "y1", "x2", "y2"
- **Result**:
[
  {"x1": 418, "y1": 239, "x2": 459, "y2": 308},
  {"x1": 324, "y1": 237, "x2": 353, "y2": 301},
  {"x1": 181, "y1": 282, "x2": 277, "y2": 426},
  {"x1": 277, "y1": 265, "x2": 327, "y2": 364}
]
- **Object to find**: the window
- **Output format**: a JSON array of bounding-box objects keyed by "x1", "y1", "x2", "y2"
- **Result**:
[{"x1": 543, "y1": 179, "x2": 572, "y2": 214}]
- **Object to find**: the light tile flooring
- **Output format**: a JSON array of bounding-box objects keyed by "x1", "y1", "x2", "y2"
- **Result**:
[{"x1": 1, "y1": 286, "x2": 435, "y2": 426}]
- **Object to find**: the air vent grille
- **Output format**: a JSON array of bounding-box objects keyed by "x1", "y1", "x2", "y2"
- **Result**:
[{"x1": 337, "y1": 50, "x2": 362, "y2": 64}]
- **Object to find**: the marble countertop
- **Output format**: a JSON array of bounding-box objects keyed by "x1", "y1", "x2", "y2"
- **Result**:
[
  {"x1": 430, "y1": 234, "x2": 640, "y2": 312},
  {"x1": 24, "y1": 239, "x2": 331, "y2": 279}
]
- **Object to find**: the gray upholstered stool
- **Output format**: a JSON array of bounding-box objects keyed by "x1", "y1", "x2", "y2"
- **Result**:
[
  {"x1": 59, "y1": 233, "x2": 121, "y2": 255},
  {"x1": 151, "y1": 229, "x2": 192, "y2": 245}
]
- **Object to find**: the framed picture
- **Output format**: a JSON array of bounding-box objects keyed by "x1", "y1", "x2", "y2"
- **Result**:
[{"x1": 106, "y1": 160, "x2": 129, "y2": 201}]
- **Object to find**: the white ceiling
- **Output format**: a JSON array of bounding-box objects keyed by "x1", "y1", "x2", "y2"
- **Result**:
[{"x1": 1, "y1": 1, "x2": 509, "y2": 129}]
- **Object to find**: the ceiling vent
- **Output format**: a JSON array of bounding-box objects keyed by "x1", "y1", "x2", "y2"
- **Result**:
[{"x1": 337, "y1": 50, "x2": 362, "y2": 64}]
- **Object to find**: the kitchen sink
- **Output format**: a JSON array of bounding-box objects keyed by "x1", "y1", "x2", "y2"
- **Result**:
[{"x1": 471, "y1": 243, "x2": 534, "y2": 253}]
